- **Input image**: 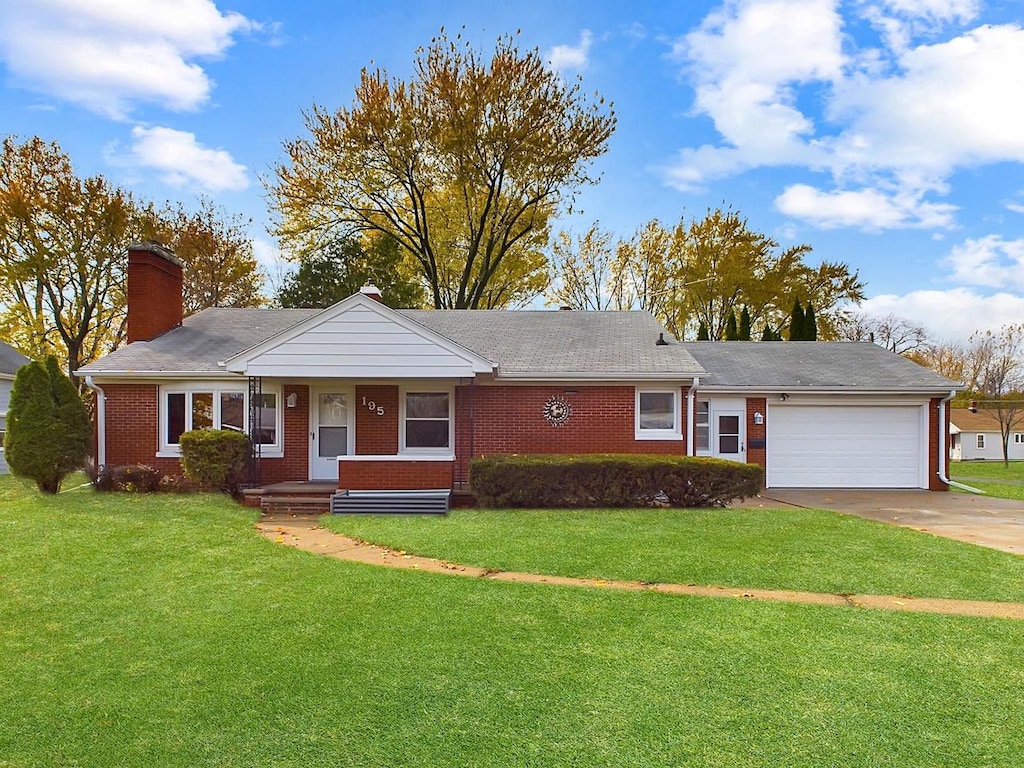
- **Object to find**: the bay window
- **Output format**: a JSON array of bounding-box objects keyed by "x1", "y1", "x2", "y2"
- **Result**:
[{"x1": 160, "y1": 385, "x2": 280, "y2": 456}]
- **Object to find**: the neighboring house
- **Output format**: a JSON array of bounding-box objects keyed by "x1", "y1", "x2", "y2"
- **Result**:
[
  {"x1": 77, "y1": 243, "x2": 962, "y2": 495},
  {"x1": 0, "y1": 341, "x2": 30, "y2": 474},
  {"x1": 950, "y1": 408, "x2": 1024, "y2": 461}
]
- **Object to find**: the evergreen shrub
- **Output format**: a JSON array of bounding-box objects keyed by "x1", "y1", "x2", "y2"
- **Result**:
[
  {"x1": 4, "y1": 356, "x2": 91, "y2": 493},
  {"x1": 470, "y1": 454, "x2": 763, "y2": 509}
]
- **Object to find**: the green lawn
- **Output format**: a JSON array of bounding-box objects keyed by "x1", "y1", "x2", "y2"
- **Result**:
[
  {"x1": 323, "y1": 505, "x2": 1024, "y2": 603},
  {"x1": 951, "y1": 461, "x2": 1024, "y2": 500},
  {"x1": 2, "y1": 476, "x2": 1024, "y2": 767}
]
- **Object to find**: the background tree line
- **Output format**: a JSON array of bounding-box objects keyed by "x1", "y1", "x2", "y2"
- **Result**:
[{"x1": 0, "y1": 136, "x2": 265, "y2": 386}]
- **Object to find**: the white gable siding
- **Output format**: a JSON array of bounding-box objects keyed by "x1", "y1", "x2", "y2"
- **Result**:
[{"x1": 237, "y1": 304, "x2": 489, "y2": 378}]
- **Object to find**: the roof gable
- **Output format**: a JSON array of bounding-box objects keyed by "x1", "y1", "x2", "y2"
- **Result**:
[
  {"x1": 223, "y1": 293, "x2": 494, "y2": 378},
  {"x1": 0, "y1": 340, "x2": 29, "y2": 377}
]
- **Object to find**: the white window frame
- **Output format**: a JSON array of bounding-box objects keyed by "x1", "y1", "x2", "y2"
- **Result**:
[
  {"x1": 635, "y1": 388, "x2": 683, "y2": 441},
  {"x1": 399, "y1": 386, "x2": 454, "y2": 456},
  {"x1": 1014, "y1": 433, "x2": 1024, "y2": 445},
  {"x1": 157, "y1": 383, "x2": 283, "y2": 458},
  {"x1": 976, "y1": 434, "x2": 986, "y2": 450}
]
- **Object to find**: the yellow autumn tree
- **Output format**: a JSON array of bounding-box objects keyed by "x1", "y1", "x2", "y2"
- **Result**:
[{"x1": 269, "y1": 30, "x2": 615, "y2": 309}]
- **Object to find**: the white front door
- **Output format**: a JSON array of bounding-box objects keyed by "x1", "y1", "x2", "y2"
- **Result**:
[
  {"x1": 713, "y1": 411, "x2": 746, "y2": 463},
  {"x1": 310, "y1": 389, "x2": 352, "y2": 480}
]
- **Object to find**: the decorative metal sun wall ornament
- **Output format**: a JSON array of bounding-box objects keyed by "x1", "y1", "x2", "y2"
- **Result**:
[{"x1": 543, "y1": 396, "x2": 572, "y2": 426}]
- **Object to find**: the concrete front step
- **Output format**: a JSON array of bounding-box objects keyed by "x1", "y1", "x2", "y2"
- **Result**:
[{"x1": 260, "y1": 495, "x2": 333, "y2": 515}]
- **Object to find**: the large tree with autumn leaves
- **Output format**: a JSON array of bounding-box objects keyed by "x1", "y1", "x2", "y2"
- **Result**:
[{"x1": 269, "y1": 30, "x2": 616, "y2": 309}]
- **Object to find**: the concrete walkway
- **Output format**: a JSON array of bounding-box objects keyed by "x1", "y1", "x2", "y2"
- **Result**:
[
  {"x1": 257, "y1": 514, "x2": 1024, "y2": 621},
  {"x1": 747, "y1": 489, "x2": 1024, "y2": 555}
]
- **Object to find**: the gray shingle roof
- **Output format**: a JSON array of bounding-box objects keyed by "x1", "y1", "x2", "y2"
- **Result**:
[
  {"x1": 403, "y1": 310, "x2": 701, "y2": 375},
  {"x1": 684, "y1": 341, "x2": 959, "y2": 391},
  {"x1": 79, "y1": 308, "x2": 320, "y2": 373},
  {"x1": 78, "y1": 307, "x2": 703, "y2": 377},
  {"x1": 0, "y1": 340, "x2": 29, "y2": 376}
]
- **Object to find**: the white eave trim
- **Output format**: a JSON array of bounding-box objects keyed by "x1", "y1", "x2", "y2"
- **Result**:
[
  {"x1": 74, "y1": 370, "x2": 246, "y2": 381},
  {"x1": 695, "y1": 385, "x2": 962, "y2": 395}
]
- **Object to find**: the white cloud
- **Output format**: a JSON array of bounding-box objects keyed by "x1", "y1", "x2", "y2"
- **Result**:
[
  {"x1": 252, "y1": 236, "x2": 288, "y2": 272},
  {"x1": 665, "y1": 1, "x2": 1024, "y2": 232},
  {"x1": 859, "y1": 0, "x2": 980, "y2": 52},
  {"x1": 775, "y1": 183, "x2": 957, "y2": 229},
  {"x1": 828, "y1": 25, "x2": 1024, "y2": 177},
  {"x1": 0, "y1": 0, "x2": 257, "y2": 118},
  {"x1": 546, "y1": 30, "x2": 593, "y2": 73},
  {"x1": 945, "y1": 235, "x2": 1024, "y2": 290},
  {"x1": 129, "y1": 126, "x2": 248, "y2": 192},
  {"x1": 665, "y1": 0, "x2": 843, "y2": 188},
  {"x1": 861, "y1": 288, "x2": 1024, "y2": 343}
]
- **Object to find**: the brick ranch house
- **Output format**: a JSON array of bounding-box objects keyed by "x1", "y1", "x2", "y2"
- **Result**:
[{"x1": 77, "y1": 243, "x2": 961, "y2": 498}]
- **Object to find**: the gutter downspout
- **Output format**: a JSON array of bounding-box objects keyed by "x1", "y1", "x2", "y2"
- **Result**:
[
  {"x1": 938, "y1": 388, "x2": 984, "y2": 494},
  {"x1": 84, "y1": 375, "x2": 106, "y2": 469},
  {"x1": 687, "y1": 377, "x2": 699, "y2": 456}
]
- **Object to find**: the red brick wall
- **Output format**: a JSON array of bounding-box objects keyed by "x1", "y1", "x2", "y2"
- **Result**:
[
  {"x1": 127, "y1": 248, "x2": 183, "y2": 343},
  {"x1": 929, "y1": 397, "x2": 948, "y2": 491},
  {"x1": 258, "y1": 384, "x2": 310, "y2": 484},
  {"x1": 340, "y1": 460, "x2": 453, "y2": 490},
  {"x1": 101, "y1": 382, "x2": 308, "y2": 484},
  {"x1": 355, "y1": 385, "x2": 399, "y2": 454},
  {"x1": 102, "y1": 384, "x2": 179, "y2": 473},
  {"x1": 454, "y1": 384, "x2": 688, "y2": 483},
  {"x1": 746, "y1": 397, "x2": 767, "y2": 468}
]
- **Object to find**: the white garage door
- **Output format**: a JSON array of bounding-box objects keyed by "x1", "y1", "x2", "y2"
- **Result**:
[{"x1": 767, "y1": 405, "x2": 924, "y2": 488}]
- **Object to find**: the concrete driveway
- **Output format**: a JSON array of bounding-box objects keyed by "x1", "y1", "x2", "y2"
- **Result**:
[{"x1": 746, "y1": 489, "x2": 1024, "y2": 555}]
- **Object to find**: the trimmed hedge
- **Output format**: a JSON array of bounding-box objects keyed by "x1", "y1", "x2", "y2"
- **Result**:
[
  {"x1": 470, "y1": 454, "x2": 763, "y2": 509},
  {"x1": 179, "y1": 429, "x2": 250, "y2": 494}
]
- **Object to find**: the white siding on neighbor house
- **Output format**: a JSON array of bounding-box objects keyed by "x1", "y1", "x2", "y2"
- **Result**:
[
  {"x1": 234, "y1": 304, "x2": 489, "y2": 378},
  {"x1": 766, "y1": 404, "x2": 926, "y2": 489},
  {"x1": 0, "y1": 378, "x2": 10, "y2": 474},
  {"x1": 955, "y1": 431, "x2": 1024, "y2": 461}
]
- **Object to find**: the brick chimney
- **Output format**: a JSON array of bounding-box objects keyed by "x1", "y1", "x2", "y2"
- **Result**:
[
  {"x1": 359, "y1": 284, "x2": 383, "y2": 302},
  {"x1": 127, "y1": 241, "x2": 183, "y2": 343}
]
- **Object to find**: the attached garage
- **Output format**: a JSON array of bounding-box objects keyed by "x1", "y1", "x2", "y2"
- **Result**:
[{"x1": 766, "y1": 404, "x2": 925, "y2": 488}]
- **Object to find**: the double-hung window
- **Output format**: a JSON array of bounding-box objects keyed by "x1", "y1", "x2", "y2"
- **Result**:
[
  {"x1": 976, "y1": 434, "x2": 986, "y2": 450},
  {"x1": 635, "y1": 388, "x2": 682, "y2": 440},
  {"x1": 160, "y1": 385, "x2": 280, "y2": 456},
  {"x1": 401, "y1": 390, "x2": 452, "y2": 453}
]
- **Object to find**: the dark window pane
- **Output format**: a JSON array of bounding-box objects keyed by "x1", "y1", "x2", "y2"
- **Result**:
[
  {"x1": 319, "y1": 426, "x2": 348, "y2": 457},
  {"x1": 406, "y1": 420, "x2": 449, "y2": 448},
  {"x1": 696, "y1": 425, "x2": 710, "y2": 451},
  {"x1": 719, "y1": 435, "x2": 740, "y2": 454},
  {"x1": 192, "y1": 392, "x2": 213, "y2": 431},
  {"x1": 221, "y1": 392, "x2": 245, "y2": 432},
  {"x1": 720, "y1": 415, "x2": 740, "y2": 434},
  {"x1": 256, "y1": 393, "x2": 277, "y2": 444},
  {"x1": 639, "y1": 392, "x2": 674, "y2": 430},
  {"x1": 167, "y1": 393, "x2": 186, "y2": 444},
  {"x1": 406, "y1": 393, "x2": 449, "y2": 419}
]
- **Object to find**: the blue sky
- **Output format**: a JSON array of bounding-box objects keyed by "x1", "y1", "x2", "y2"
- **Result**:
[{"x1": 1, "y1": 0, "x2": 1022, "y2": 342}]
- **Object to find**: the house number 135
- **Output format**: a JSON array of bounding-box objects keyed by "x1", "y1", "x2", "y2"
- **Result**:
[{"x1": 361, "y1": 396, "x2": 385, "y2": 415}]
